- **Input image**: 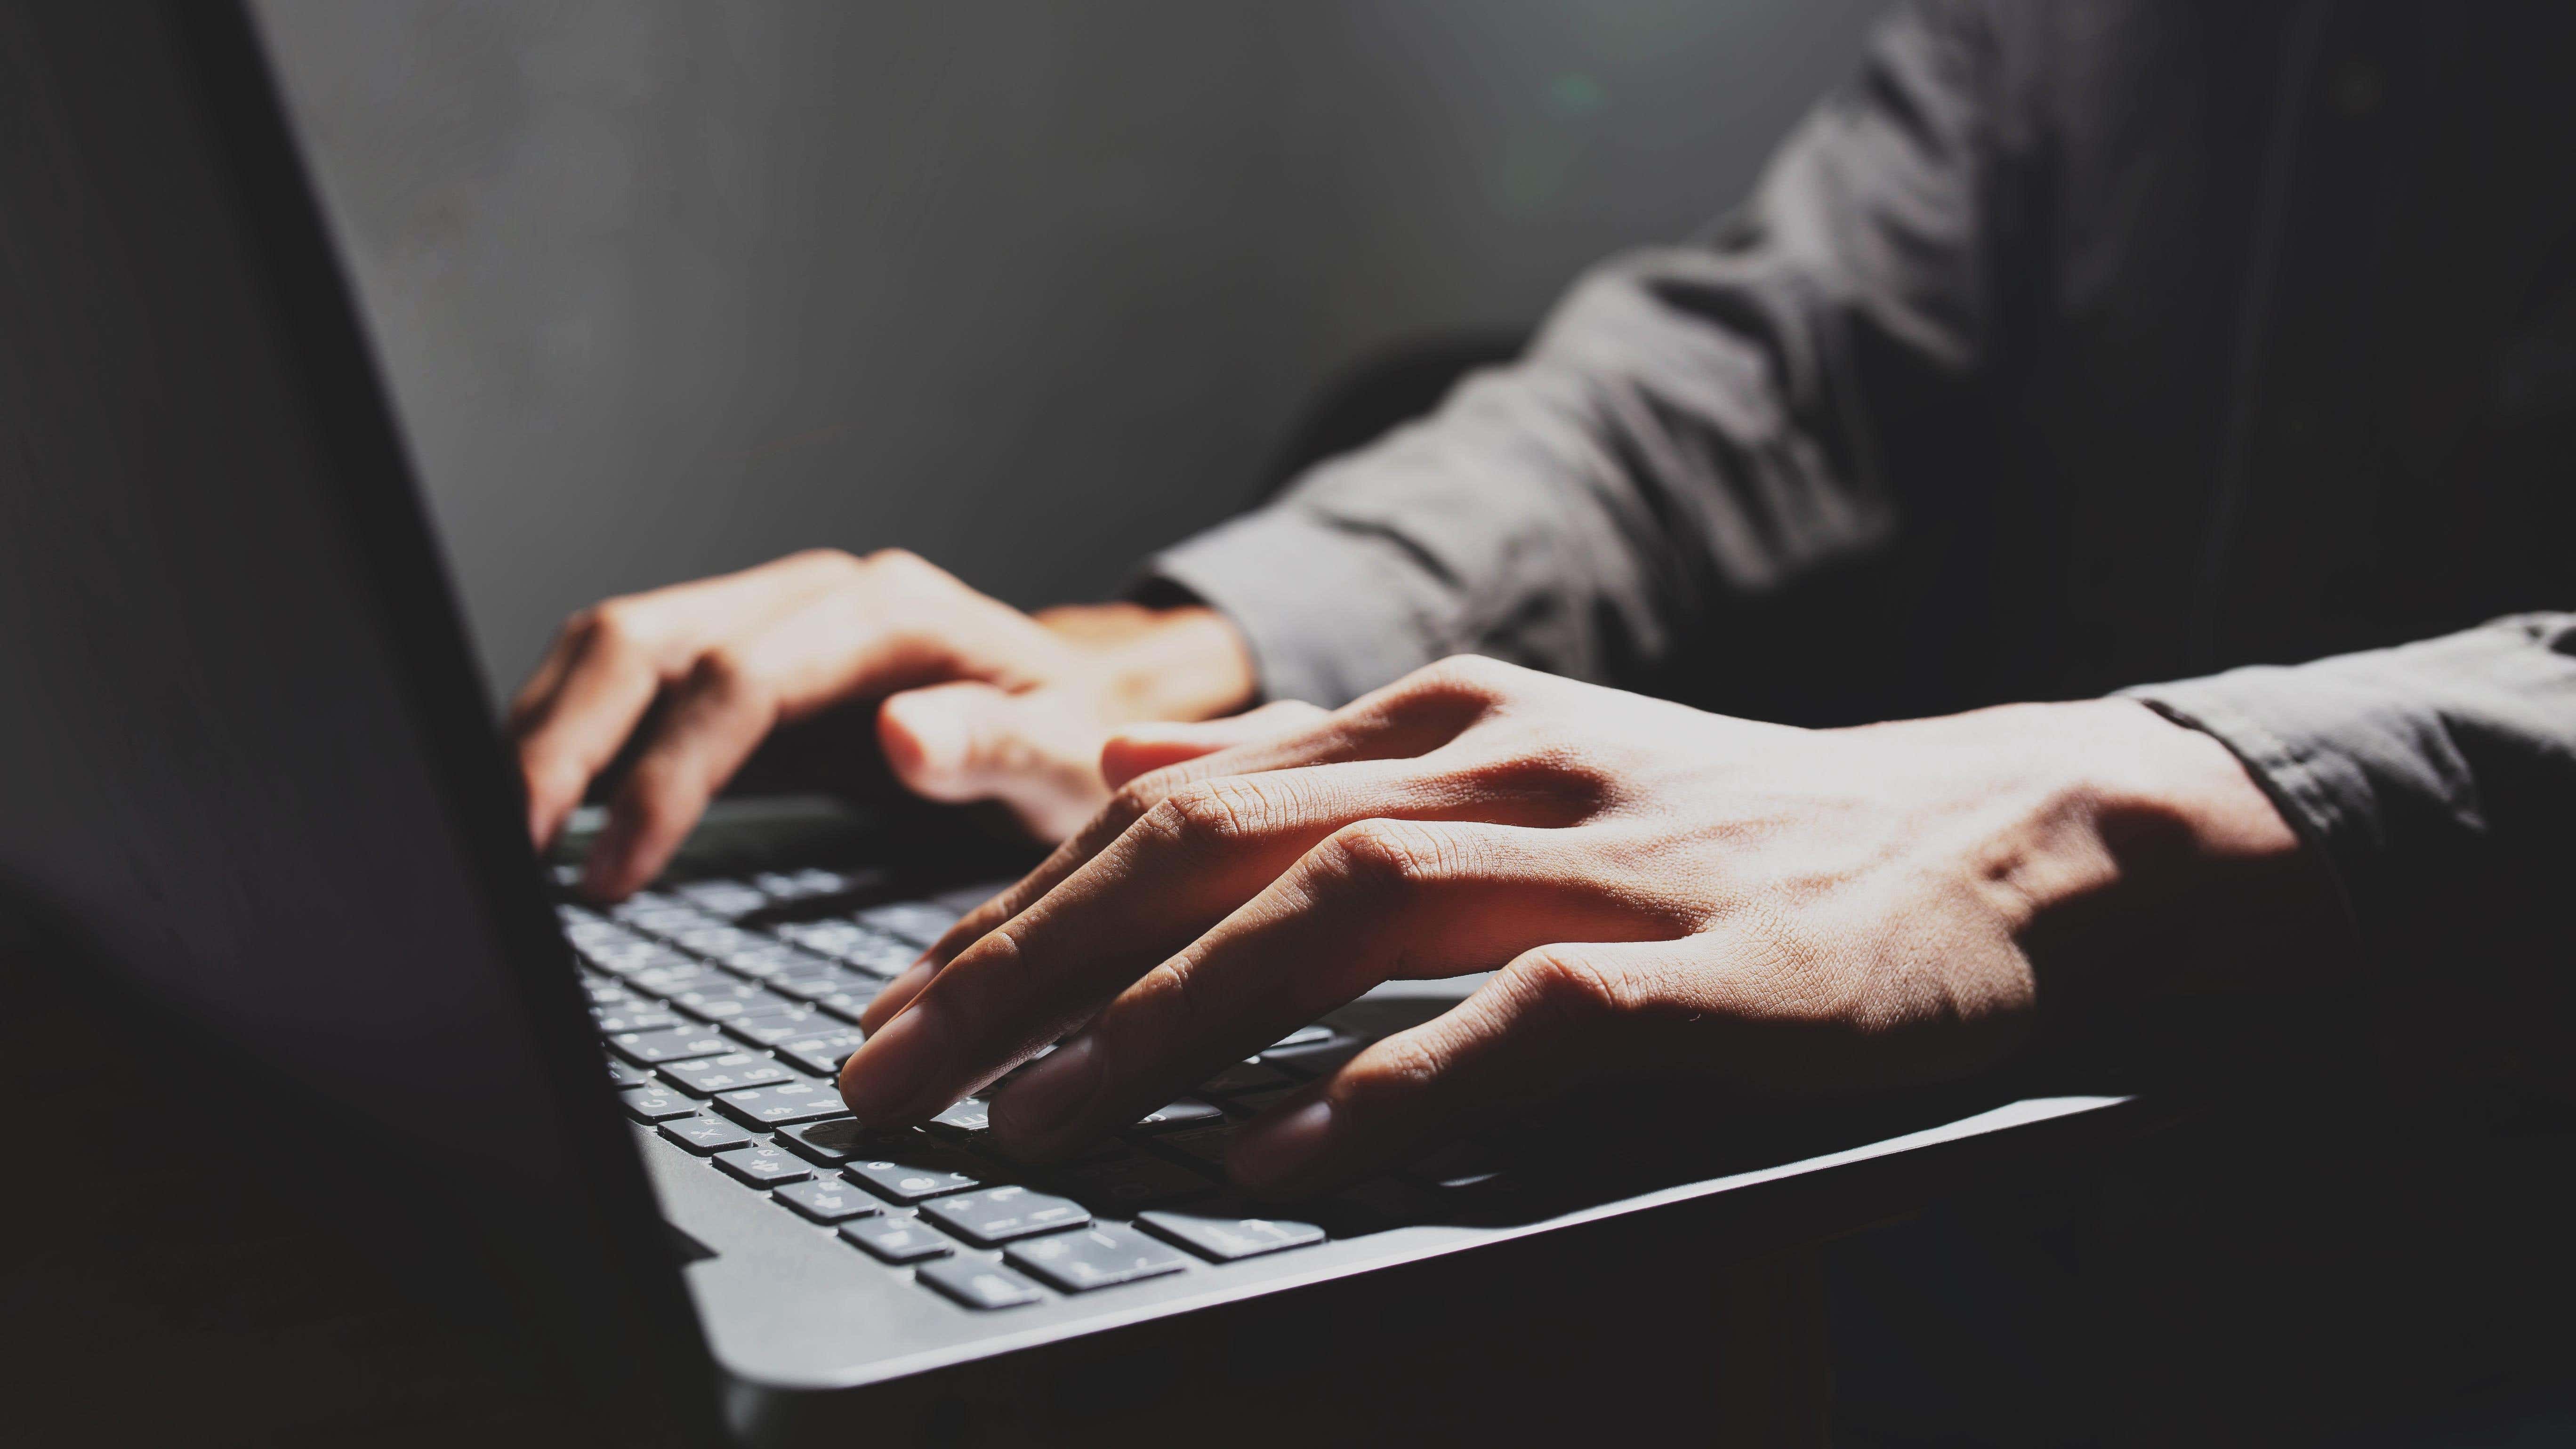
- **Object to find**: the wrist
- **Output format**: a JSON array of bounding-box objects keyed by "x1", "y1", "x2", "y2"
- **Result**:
[
  {"x1": 2021, "y1": 698, "x2": 2347, "y2": 1001},
  {"x1": 1036, "y1": 602, "x2": 1259, "y2": 724}
]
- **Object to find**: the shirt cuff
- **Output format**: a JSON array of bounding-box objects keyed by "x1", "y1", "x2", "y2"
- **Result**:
[
  {"x1": 2117, "y1": 670, "x2": 2381, "y2": 936},
  {"x1": 1134, "y1": 510, "x2": 1447, "y2": 708}
]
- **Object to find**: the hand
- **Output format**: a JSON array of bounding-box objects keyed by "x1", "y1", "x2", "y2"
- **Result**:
[
  {"x1": 508, "y1": 548, "x2": 1257, "y2": 898},
  {"x1": 838, "y1": 656, "x2": 2342, "y2": 1197}
]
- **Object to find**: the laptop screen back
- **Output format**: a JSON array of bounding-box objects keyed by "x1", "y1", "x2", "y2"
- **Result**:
[{"x1": 0, "y1": 3, "x2": 709, "y2": 1433}]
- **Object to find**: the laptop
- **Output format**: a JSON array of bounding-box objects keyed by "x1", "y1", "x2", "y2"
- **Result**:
[{"x1": 0, "y1": 4, "x2": 2143, "y2": 1441}]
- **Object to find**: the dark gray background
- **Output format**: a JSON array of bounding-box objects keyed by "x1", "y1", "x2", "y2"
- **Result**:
[{"x1": 251, "y1": 1, "x2": 1880, "y2": 698}]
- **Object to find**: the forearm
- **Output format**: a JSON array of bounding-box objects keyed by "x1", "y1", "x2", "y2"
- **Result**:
[{"x1": 1149, "y1": 2, "x2": 2003, "y2": 708}]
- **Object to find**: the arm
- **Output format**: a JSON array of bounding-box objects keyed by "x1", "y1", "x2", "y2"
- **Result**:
[
  {"x1": 1152, "y1": 1, "x2": 2013, "y2": 706},
  {"x1": 2126, "y1": 613, "x2": 2576, "y2": 1096}
]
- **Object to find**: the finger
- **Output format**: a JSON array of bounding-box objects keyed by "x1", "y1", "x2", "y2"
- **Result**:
[
  {"x1": 840, "y1": 749, "x2": 1546, "y2": 1122},
  {"x1": 903, "y1": 689, "x2": 1472, "y2": 983},
  {"x1": 512, "y1": 611, "x2": 668, "y2": 851},
  {"x1": 509, "y1": 552, "x2": 866, "y2": 847},
  {"x1": 1098, "y1": 700, "x2": 1330, "y2": 788},
  {"x1": 984, "y1": 821, "x2": 1676, "y2": 1161},
  {"x1": 877, "y1": 681, "x2": 1111, "y2": 841},
  {"x1": 861, "y1": 664, "x2": 1534, "y2": 1036},
  {"x1": 580, "y1": 652, "x2": 783, "y2": 899},
  {"x1": 1226, "y1": 937, "x2": 1695, "y2": 1197}
]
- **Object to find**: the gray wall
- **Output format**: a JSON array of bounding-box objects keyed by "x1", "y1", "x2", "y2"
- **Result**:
[{"x1": 252, "y1": 0, "x2": 1882, "y2": 697}]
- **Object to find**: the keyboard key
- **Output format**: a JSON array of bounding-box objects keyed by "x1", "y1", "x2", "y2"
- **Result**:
[
  {"x1": 1136, "y1": 1205, "x2": 1327, "y2": 1262},
  {"x1": 659, "y1": 1051, "x2": 801, "y2": 1096},
  {"x1": 841, "y1": 1215, "x2": 950, "y2": 1264},
  {"x1": 920, "y1": 1186, "x2": 1090, "y2": 1247},
  {"x1": 1402, "y1": 1138, "x2": 1510, "y2": 1193},
  {"x1": 673, "y1": 924, "x2": 770, "y2": 959},
  {"x1": 775, "y1": 1177, "x2": 879, "y2": 1223},
  {"x1": 773, "y1": 1029, "x2": 867, "y2": 1078},
  {"x1": 718, "y1": 942, "x2": 835, "y2": 981},
  {"x1": 1005, "y1": 1224, "x2": 1189, "y2": 1293},
  {"x1": 608, "y1": 1026, "x2": 734, "y2": 1066},
  {"x1": 712, "y1": 1080, "x2": 849, "y2": 1128},
  {"x1": 845, "y1": 1151, "x2": 986, "y2": 1203},
  {"x1": 594, "y1": 1006, "x2": 682, "y2": 1036},
  {"x1": 769, "y1": 966, "x2": 886, "y2": 1004},
  {"x1": 857, "y1": 901, "x2": 959, "y2": 947},
  {"x1": 776, "y1": 920, "x2": 869, "y2": 956},
  {"x1": 832, "y1": 934, "x2": 919, "y2": 978},
  {"x1": 1131, "y1": 1098, "x2": 1224, "y2": 1132},
  {"x1": 923, "y1": 1099, "x2": 993, "y2": 1141},
  {"x1": 724, "y1": 1010, "x2": 833, "y2": 1048},
  {"x1": 1142, "y1": 1120, "x2": 1237, "y2": 1171},
  {"x1": 918, "y1": 1256, "x2": 1046, "y2": 1310},
  {"x1": 583, "y1": 979, "x2": 638, "y2": 1007},
  {"x1": 714, "y1": 1143, "x2": 813, "y2": 1188},
  {"x1": 589, "y1": 944, "x2": 699, "y2": 980},
  {"x1": 1048, "y1": 1148, "x2": 1218, "y2": 1212},
  {"x1": 620, "y1": 1087, "x2": 700, "y2": 1123},
  {"x1": 774, "y1": 1116, "x2": 890, "y2": 1165},
  {"x1": 1197, "y1": 1059, "x2": 1292, "y2": 1097},
  {"x1": 607, "y1": 1057, "x2": 654, "y2": 1088},
  {"x1": 669, "y1": 984, "x2": 799, "y2": 1022},
  {"x1": 676, "y1": 879, "x2": 772, "y2": 918},
  {"x1": 629, "y1": 962, "x2": 721, "y2": 995},
  {"x1": 1223, "y1": 1086, "x2": 1297, "y2": 1119},
  {"x1": 805, "y1": 988, "x2": 883, "y2": 1024},
  {"x1": 1261, "y1": 1034, "x2": 1366, "y2": 1077},
  {"x1": 659, "y1": 1113, "x2": 755, "y2": 1155}
]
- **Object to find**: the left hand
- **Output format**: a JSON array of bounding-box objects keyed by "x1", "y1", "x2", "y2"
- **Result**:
[{"x1": 838, "y1": 656, "x2": 2335, "y2": 1197}]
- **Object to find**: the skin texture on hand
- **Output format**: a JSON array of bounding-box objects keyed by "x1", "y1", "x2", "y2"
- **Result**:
[
  {"x1": 507, "y1": 548, "x2": 1257, "y2": 897},
  {"x1": 840, "y1": 655, "x2": 2345, "y2": 1198}
]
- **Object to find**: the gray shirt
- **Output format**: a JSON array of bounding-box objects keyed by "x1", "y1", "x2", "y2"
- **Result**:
[{"x1": 1149, "y1": 1, "x2": 2576, "y2": 1040}]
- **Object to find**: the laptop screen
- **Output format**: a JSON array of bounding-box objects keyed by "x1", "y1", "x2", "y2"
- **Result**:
[{"x1": 0, "y1": 3, "x2": 709, "y2": 1434}]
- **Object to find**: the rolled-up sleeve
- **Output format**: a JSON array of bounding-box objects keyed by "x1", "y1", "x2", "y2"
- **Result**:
[{"x1": 1147, "y1": 0, "x2": 2006, "y2": 707}]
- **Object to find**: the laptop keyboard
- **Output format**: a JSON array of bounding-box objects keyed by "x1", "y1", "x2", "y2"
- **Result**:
[{"x1": 564, "y1": 871, "x2": 1454, "y2": 1316}]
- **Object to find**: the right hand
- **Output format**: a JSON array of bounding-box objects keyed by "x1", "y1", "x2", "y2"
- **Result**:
[{"x1": 508, "y1": 548, "x2": 1261, "y2": 899}]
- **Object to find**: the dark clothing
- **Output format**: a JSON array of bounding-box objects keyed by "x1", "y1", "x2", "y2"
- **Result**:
[{"x1": 1151, "y1": 0, "x2": 2576, "y2": 1041}]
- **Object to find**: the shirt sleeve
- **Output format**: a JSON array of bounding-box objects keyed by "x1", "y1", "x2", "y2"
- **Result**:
[
  {"x1": 2123, "y1": 614, "x2": 2576, "y2": 1093},
  {"x1": 1144, "y1": 0, "x2": 2010, "y2": 707}
]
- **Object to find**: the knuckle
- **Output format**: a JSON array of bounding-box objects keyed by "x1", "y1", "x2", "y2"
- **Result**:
[
  {"x1": 1339, "y1": 1033, "x2": 1444, "y2": 1103},
  {"x1": 1418, "y1": 653, "x2": 1518, "y2": 700},
  {"x1": 860, "y1": 547, "x2": 945, "y2": 591},
  {"x1": 1320, "y1": 818, "x2": 1458, "y2": 898},
  {"x1": 576, "y1": 600, "x2": 642, "y2": 650},
  {"x1": 1457, "y1": 743, "x2": 1611, "y2": 813},
  {"x1": 685, "y1": 644, "x2": 764, "y2": 700},
  {"x1": 1158, "y1": 778, "x2": 1279, "y2": 850},
  {"x1": 1513, "y1": 947, "x2": 1627, "y2": 1026},
  {"x1": 789, "y1": 546, "x2": 860, "y2": 572}
]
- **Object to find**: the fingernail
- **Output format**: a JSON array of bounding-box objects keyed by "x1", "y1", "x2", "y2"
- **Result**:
[
  {"x1": 1230, "y1": 1098, "x2": 1334, "y2": 1190},
  {"x1": 991, "y1": 1036, "x2": 1096, "y2": 1145},
  {"x1": 838, "y1": 998, "x2": 945, "y2": 1122}
]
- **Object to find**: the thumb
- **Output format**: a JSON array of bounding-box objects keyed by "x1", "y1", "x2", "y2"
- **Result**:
[
  {"x1": 1099, "y1": 700, "x2": 1331, "y2": 788},
  {"x1": 877, "y1": 681, "x2": 1111, "y2": 841}
]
